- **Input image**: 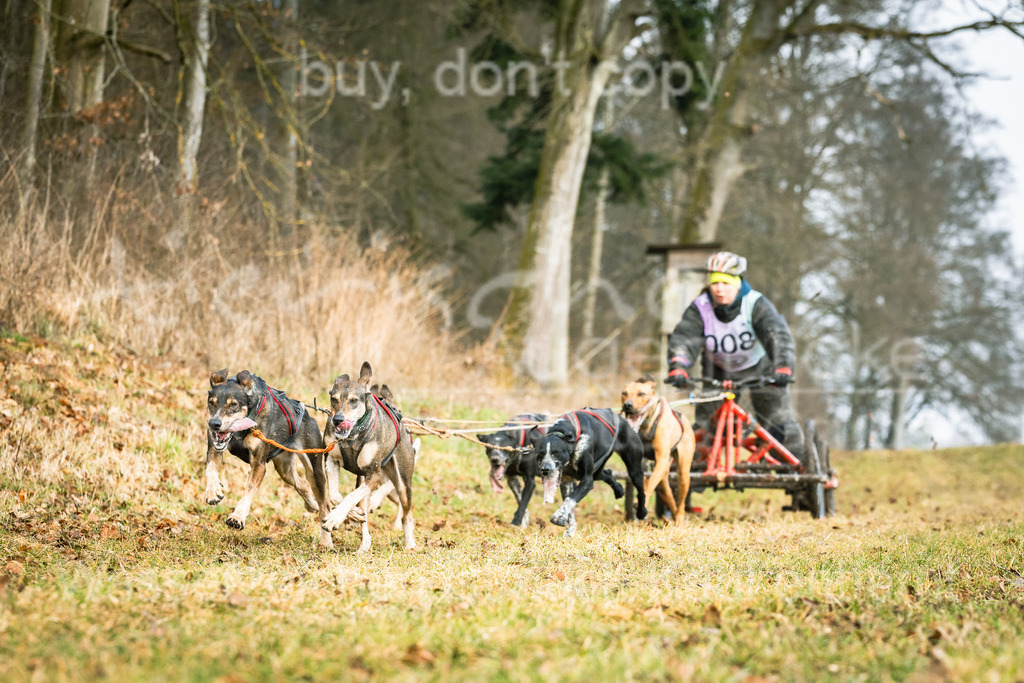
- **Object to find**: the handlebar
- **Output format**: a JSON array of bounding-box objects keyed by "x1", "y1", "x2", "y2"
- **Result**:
[{"x1": 690, "y1": 376, "x2": 783, "y2": 389}]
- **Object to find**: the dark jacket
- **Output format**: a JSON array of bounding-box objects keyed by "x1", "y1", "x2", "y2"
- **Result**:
[{"x1": 667, "y1": 280, "x2": 797, "y2": 379}]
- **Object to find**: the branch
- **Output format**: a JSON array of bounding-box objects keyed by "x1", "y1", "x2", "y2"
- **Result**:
[
  {"x1": 788, "y1": 18, "x2": 1024, "y2": 42},
  {"x1": 115, "y1": 36, "x2": 174, "y2": 63}
]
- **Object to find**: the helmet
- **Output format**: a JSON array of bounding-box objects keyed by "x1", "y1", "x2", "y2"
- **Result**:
[{"x1": 706, "y1": 251, "x2": 746, "y2": 277}]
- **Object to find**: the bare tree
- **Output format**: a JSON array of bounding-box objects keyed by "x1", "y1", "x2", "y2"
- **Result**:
[
  {"x1": 20, "y1": 0, "x2": 52, "y2": 192},
  {"x1": 503, "y1": 0, "x2": 642, "y2": 386},
  {"x1": 174, "y1": 0, "x2": 212, "y2": 232}
]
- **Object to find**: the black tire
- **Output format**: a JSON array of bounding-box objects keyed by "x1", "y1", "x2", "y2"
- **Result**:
[
  {"x1": 802, "y1": 420, "x2": 826, "y2": 520},
  {"x1": 820, "y1": 439, "x2": 837, "y2": 517}
]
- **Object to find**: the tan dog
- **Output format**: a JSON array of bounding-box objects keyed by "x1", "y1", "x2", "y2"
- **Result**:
[{"x1": 620, "y1": 376, "x2": 696, "y2": 525}]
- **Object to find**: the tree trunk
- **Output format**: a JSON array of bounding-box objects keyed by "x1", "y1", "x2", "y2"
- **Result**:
[
  {"x1": 174, "y1": 0, "x2": 211, "y2": 232},
  {"x1": 513, "y1": 63, "x2": 615, "y2": 386},
  {"x1": 885, "y1": 376, "x2": 908, "y2": 449},
  {"x1": 52, "y1": 0, "x2": 109, "y2": 192},
  {"x1": 505, "y1": 0, "x2": 631, "y2": 386},
  {"x1": 20, "y1": 0, "x2": 52, "y2": 190},
  {"x1": 581, "y1": 100, "x2": 613, "y2": 345},
  {"x1": 677, "y1": 0, "x2": 797, "y2": 243},
  {"x1": 277, "y1": 0, "x2": 299, "y2": 242}
]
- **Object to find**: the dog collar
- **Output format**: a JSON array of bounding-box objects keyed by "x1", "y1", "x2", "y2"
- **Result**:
[{"x1": 348, "y1": 401, "x2": 377, "y2": 437}]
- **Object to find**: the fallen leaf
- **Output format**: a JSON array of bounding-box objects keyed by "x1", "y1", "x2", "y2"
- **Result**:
[
  {"x1": 226, "y1": 591, "x2": 248, "y2": 608},
  {"x1": 601, "y1": 604, "x2": 634, "y2": 620},
  {"x1": 403, "y1": 643, "x2": 436, "y2": 666},
  {"x1": 702, "y1": 604, "x2": 722, "y2": 627}
]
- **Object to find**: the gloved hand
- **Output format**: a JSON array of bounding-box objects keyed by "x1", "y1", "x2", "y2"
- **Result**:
[
  {"x1": 666, "y1": 365, "x2": 691, "y2": 390},
  {"x1": 773, "y1": 367, "x2": 794, "y2": 386}
]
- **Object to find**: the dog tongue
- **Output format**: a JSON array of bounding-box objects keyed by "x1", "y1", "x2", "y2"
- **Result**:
[
  {"x1": 227, "y1": 417, "x2": 258, "y2": 432},
  {"x1": 626, "y1": 415, "x2": 642, "y2": 431},
  {"x1": 338, "y1": 420, "x2": 354, "y2": 433},
  {"x1": 542, "y1": 476, "x2": 558, "y2": 504},
  {"x1": 489, "y1": 465, "x2": 505, "y2": 492}
]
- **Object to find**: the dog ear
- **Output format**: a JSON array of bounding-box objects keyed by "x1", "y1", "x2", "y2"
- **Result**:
[
  {"x1": 378, "y1": 384, "x2": 394, "y2": 402},
  {"x1": 236, "y1": 370, "x2": 253, "y2": 388},
  {"x1": 210, "y1": 369, "x2": 229, "y2": 386},
  {"x1": 359, "y1": 362, "x2": 373, "y2": 386},
  {"x1": 337, "y1": 374, "x2": 350, "y2": 383},
  {"x1": 640, "y1": 375, "x2": 656, "y2": 385},
  {"x1": 477, "y1": 433, "x2": 491, "y2": 444}
]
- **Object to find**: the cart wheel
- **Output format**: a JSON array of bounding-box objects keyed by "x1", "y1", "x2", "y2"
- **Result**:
[
  {"x1": 802, "y1": 420, "x2": 826, "y2": 520},
  {"x1": 820, "y1": 439, "x2": 836, "y2": 517}
]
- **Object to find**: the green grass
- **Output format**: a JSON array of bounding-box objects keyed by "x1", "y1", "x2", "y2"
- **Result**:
[{"x1": 1, "y1": 340, "x2": 1022, "y2": 681}]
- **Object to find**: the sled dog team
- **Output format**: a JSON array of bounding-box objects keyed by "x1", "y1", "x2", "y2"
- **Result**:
[{"x1": 205, "y1": 363, "x2": 695, "y2": 552}]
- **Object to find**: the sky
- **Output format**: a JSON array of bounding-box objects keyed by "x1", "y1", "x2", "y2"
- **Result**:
[{"x1": 960, "y1": 19, "x2": 1024, "y2": 257}]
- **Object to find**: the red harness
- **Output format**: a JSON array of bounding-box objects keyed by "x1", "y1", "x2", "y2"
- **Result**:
[
  {"x1": 367, "y1": 394, "x2": 405, "y2": 466},
  {"x1": 511, "y1": 415, "x2": 547, "y2": 447},
  {"x1": 251, "y1": 387, "x2": 298, "y2": 436},
  {"x1": 565, "y1": 409, "x2": 617, "y2": 440}
]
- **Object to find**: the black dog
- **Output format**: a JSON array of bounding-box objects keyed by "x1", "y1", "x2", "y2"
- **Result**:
[
  {"x1": 534, "y1": 408, "x2": 648, "y2": 537},
  {"x1": 477, "y1": 413, "x2": 548, "y2": 528},
  {"x1": 205, "y1": 369, "x2": 323, "y2": 530}
]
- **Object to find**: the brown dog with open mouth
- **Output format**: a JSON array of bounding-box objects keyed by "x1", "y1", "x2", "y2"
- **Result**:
[
  {"x1": 319, "y1": 362, "x2": 417, "y2": 552},
  {"x1": 620, "y1": 376, "x2": 696, "y2": 525}
]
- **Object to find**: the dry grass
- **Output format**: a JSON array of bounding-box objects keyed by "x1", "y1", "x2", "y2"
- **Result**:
[
  {"x1": 1, "y1": 334, "x2": 1023, "y2": 682},
  {"x1": 0, "y1": 189, "x2": 463, "y2": 390}
]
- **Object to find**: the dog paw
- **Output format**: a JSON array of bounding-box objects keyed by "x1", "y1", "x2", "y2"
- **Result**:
[
  {"x1": 317, "y1": 530, "x2": 335, "y2": 550},
  {"x1": 511, "y1": 510, "x2": 530, "y2": 528},
  {"x1": 204, "y1": 487, "x2": 225, "y2": 506},
  {"x1": 634, "y1": 504, "x2": 648, "y2": 521},
  {"x1": 562, "y1": 510, "x2": 577, "y2": 538},
  {"x1": 347, "y1": 508, "x2": 367, "y2": 523},
  {"x1": 611, "y1": 482, "x2": 625, "y2": 499},
  {"x1": 322, "y1": 508, "x2": 346, "y2": 532},
  {"x1": 225, "y1": 514, "x2": 245, "y2": 530}
]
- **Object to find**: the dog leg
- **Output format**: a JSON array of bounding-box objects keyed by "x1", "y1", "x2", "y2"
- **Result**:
[
  {"x1": 564, "y1": 506, "x2": 577, "y2": 538},
  {"x1": 509, "y1": 477, "x2": 531, "y2": 528},
  {"x1": 401, "y1": 507, "x2": 416, "y2": 550},
  {"x1": 383, "y1": 488, "x2": 403, "y2": 530},
  {"x1": 356, "y1": 495, "x2": 372, "y2": 553},
  {"x1": 204, "y1": 447, "x2": 226, "y2": 505},
  {"x1": 596, "y1": 468, "x2": 624, "y2": 499},
  {"x1": 310, "y1": 453, "x2": 334, "y2": 549},
  {"x1": 226, "y1": 460, "x2": 268, "y2": 529},
  {"x1": 644, "y1": 449, "x2": 673, "y2": 502},
  {"x1": 672, "y1": 449, "x2": 692, "y2": 525},
  {"x1": 325, "y1": 457, "x2": 344, "y2": 508},
  {"x1": 386, "y1": 469, "x2": 415, "y2": 550},
  {"x1": 272, "y1": 453, "x2": 320, "y2": 513},
  {"x1": 656, "y1": 475, "x2": 680, "y2": 521},
  {"x1": 367, "y1": 480, "x2": 396, "y2": 513}
]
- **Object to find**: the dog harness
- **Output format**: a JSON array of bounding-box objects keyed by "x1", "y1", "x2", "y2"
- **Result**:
[
  {"x1": 243, "y1": 378, "x2": 305, "y2": 458},
  {"x1": 510, "y1": 413, "x2": 548, "y2": 448},
  {"x1": 556, "y1": 409, "x2": 620, "y2": 470},
  {"x1": 637, "y1": 397, "x2": 688, "y2": 453},
  {"x1": 563, "y1": 409, "x2": 617, "y2": 440}
]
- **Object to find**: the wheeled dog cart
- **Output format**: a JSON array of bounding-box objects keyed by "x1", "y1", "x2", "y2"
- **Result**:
[{"x1": 621, "y1": 377, "x2": 838, "y2": 520}]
